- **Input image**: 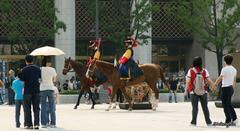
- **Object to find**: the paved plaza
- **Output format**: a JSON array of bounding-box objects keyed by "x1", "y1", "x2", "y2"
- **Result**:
[{"x1": 0, "y1": 102, "x2": 239, "y2": 131}]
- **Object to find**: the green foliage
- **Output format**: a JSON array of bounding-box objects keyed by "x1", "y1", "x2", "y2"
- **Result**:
[
  {"x1": 131, "y1": 0, "x2": 155, "y2": 45},
  {"x1": 159, "y1": 88, "x2": 182, "y2": 93},
  {"x1": 60, "y1": 89, "x2": 79, "y2": 95},
  {"x1": 166, "y1": 0, "x2": 240, "y2": 74},
  {"x1": 159, "y1": 88, "x2": 169, "y2": 93},
  {"x1": 0, "y1": 0, "x2": 11, "y2": 12},
  {"x1": 1, "y1": 0, "x2": 66, "y2": 55},
  {"x1": 82, "y1": 0, "x2": 156, "y2": 54}
]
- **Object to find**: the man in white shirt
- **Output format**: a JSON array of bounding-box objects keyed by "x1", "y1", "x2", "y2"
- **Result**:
[
  {"x1": 214, "y1": 54, "x2": 238, "y2": 124},
  {"x1": 40, "y1": 61, "x2": 57, "y2": 128}
]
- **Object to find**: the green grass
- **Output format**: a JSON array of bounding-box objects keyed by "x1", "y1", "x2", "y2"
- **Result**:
[{"x1": 60, "y1": 89, "x2": 79, "y2": 95}]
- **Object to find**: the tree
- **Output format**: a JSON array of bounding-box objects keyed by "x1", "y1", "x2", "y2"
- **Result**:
[
  {"x1": 166, "y1": 0, "x2": 240, "y2": 74},
  {"x1": 82, "y1": 0, "x2": 157, "y2": 54},
  {"x1": 0, "y1": 0, "x2": 66, "y2": 55}
]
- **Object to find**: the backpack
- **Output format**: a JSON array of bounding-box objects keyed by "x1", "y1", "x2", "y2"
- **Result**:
[{"x1": 191, "y1": 68, "x2": 206, "y2": 96}]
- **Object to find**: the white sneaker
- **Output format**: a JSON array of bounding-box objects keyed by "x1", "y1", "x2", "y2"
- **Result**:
[
  {"x1": 41, "y1": 125, "x2": 47, "y2": 128},
  {"x1": 233, "y1": 119, "x2": 238, "y2": 124},
  {"x1": 207, "y1": 123, "x2": 213, "y2": 127},
  {"x1": 50, "y1": 125, "x2": 56, "y2": 128}
]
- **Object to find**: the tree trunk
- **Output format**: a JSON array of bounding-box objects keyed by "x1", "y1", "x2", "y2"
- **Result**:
[{"x1": 216, "y1": 50, "x2": 223, "y2": 75}]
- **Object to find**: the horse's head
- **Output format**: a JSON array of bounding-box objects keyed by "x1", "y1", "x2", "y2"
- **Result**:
[
  {"x1": 85, "y1": 59, "x2": 97, "y2": 79},
  {"x1": 62, "y1": 57, "x2": 72, "y2": 75}
]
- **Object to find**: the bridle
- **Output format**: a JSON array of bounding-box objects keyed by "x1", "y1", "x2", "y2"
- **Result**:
[
  {"x1": 87, "y1": 61, "x2": 97, "y2": 75},
  {"x1": 63, "y1": 60, "x2": 73, "y2": 73}
]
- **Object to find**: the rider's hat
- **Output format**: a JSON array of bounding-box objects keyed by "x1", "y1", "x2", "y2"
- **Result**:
[
  {"x1": 124, "y1": 35, "x2": 138, "y2": 47},
  {"x1": 89, "y1": 38, "x2": 101, "y2": 49}
]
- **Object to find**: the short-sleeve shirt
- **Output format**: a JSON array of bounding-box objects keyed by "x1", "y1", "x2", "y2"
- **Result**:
[
  {"x1": 169, "y1": 79, "x2": 178, "y2": 91},
  {"x1": 220, "y1": 66, "x2": 237, "y2": 87},
  {"x1": 12, "y1": 79, "x2": 24, "y2": 100},
  {"x1": 40, "y1": 67, "x2": 57, "y2": 91},
  {"x1": 21, "y1": 64, "x2": 41, "y2": 94}
]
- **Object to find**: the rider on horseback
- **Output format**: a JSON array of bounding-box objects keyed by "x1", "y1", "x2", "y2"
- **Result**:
[
  {"x1": 86, "y1": 38, "x2": 107, "y2": 83},
  {"x1": 87, "y1": 38, "x2": 101, "y2": 66},
  {"x1": 118, "y1": 35, "x2": 143, "y2": 81}
]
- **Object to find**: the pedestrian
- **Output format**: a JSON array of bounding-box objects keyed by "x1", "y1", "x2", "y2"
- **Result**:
[
  {"x1": 116, "y1": 89, "x2": 124, "y2": 103},
  {"x1": 214, "y1": 54, "x2": 238, "y2": 124},
  {"x1": 20, "y1": 55, "x2": 41, "y2": 129},
  {"x1": 62, "y1": 80, "x2": 69, "y2": 90},
  {"x1": 184, "y1": 56, "x2": 214, "y2": 126},
  {"x1": 0, "y1": 79, "x2": 4, "y2": 105},
  {"x1": 40, "y1": 59, "x2": 57, "y2": 128},
  {"x1": 168, "y1": 75, "x2": 179, "y2": 103},
  {"x1": 7, "y1": 69, "x2": 15, "y2": 105},
  {"x1": 11, "y1": 70, "x2": 24, "y2": 128}
]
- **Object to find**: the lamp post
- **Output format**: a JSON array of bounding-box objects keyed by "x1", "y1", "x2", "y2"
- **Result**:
[{"x1": 95, "y1": 0, "x2": 99, "y2": 38}]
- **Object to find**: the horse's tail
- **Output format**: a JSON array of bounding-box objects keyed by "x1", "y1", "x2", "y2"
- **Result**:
[{"x1": 158, "y1": 65, "x2": 169, "y2": 90}]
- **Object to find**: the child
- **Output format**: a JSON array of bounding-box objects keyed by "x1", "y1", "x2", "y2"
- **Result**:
[
  {"x1": 11, "y1": 70, "x2": 24, "y2": 128},
  {"x1": 214, "y1": 54, "x2": 238, "y2": 124}
]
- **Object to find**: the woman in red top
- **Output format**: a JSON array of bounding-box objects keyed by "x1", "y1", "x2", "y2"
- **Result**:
[{"x1": 184, "y1": 56, "x2": 215, "y2": 126}]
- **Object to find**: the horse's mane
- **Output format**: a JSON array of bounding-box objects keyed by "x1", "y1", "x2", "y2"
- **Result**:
[{"x1": 70, "y1": 60, "x2": 85, "y2": 69}]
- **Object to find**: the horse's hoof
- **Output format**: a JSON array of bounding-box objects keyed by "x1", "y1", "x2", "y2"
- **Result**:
[
  {"x1": 91, "y1": 107, "x2": 94, "y2": 109},
  {"x1": 128, "y1": 108, "x2": 132, "y2": 111},
  {"x1": 105, "y1": 109, "x2": 110, "y2": 111},
  {"x1": 73, "y1": 106, "x2": 77, "y2": 109},
  {"x1": 152, "y1": 108, "x2": 156, "y2": 111},
  {"x1": 112, "y1": 106, "x2": 117, "y2": 109}
]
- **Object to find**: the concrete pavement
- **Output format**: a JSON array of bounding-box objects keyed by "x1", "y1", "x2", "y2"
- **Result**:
[{"x1": 0, "y1": 102, "x2": 239, "y2": 131}]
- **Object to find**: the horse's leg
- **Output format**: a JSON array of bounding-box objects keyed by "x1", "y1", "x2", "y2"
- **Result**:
[
  {"x1": 106, "y1": 86, "x2": 117, "y2": 111},
  {"x1": 148, "y1": 81, "x2": 159, "y2": 111},
  {"x1": 87, "y1": 87, "x2": 96, "y2": 109},
  {"x1": 120, "y1": 86, "x2": 133, "y2": 111},
  {"x1": 74, "y1": 87, "x2": 84, "y2": 109},
  {"x1": 112, "y1": 87, "x2": 119, "y2": 109}
]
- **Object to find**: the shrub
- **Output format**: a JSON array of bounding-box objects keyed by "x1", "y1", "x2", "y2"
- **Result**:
[{"x1": 60, "y1": 89, "x2": 79, "y2": 95}]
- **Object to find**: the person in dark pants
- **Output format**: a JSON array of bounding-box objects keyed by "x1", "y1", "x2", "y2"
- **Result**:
[
  {"x1": 184, "y1": 56, "x2": 214, "y2": 126},
  {"x1": 20, "y1": 55, "x2": 41, "y2": 129},
  {"x1": 7, "y1": 69, "x2": 15, "y2": 105},
  {"x1": 214, "y1": 54, "x2": 238, "y2": 124},
  {"x1": 168, "y1": 75, "x2": 178, "y2": 103},
  {"x1": 116, "y1": 89, "x2": 124, "y2": 103},
  {"x1": 0, "y1": 79, "x2": 4, "y2": 104}
]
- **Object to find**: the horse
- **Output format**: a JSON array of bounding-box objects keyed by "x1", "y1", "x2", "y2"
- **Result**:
[
  {"x1": 62, "y1": 57, "x2": 101, "y2": 109},
  {"x1": 87, "y1": 60, "x2": 169, "y2": 111}
]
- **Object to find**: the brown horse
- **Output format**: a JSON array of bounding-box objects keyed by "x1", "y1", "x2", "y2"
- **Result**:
[
  {"x1": 87, "y1": 60, "x2": 169, "y2": 111},
  {"x1": 62, "y1": 57, "x2": 101, "y2": 109}
]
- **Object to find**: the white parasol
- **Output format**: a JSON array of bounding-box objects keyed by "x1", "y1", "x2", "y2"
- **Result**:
[{"x1": 30, "y1": 46, "x2": 65, "y2": 56}]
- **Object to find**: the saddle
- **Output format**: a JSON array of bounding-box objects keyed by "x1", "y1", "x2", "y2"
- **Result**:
[
  {"x1": 124, "y1": 75, "x2": 145, "y2": 87},
  {"x1": 119, "y1": 60, "x2": 143, "y2": 80}
]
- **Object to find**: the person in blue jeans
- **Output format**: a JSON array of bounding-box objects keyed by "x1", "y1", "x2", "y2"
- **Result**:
[
  {"x1": 11, "y1": 70, "x2": 24, "y2": 128},
  {"x1": 40, "y1": 59, "x2": 57, "y2": 128}
]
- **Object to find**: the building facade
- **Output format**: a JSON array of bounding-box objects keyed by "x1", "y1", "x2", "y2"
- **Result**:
[{"x1": 1, "y1": 0, "x2": 239, "y2": 81}]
